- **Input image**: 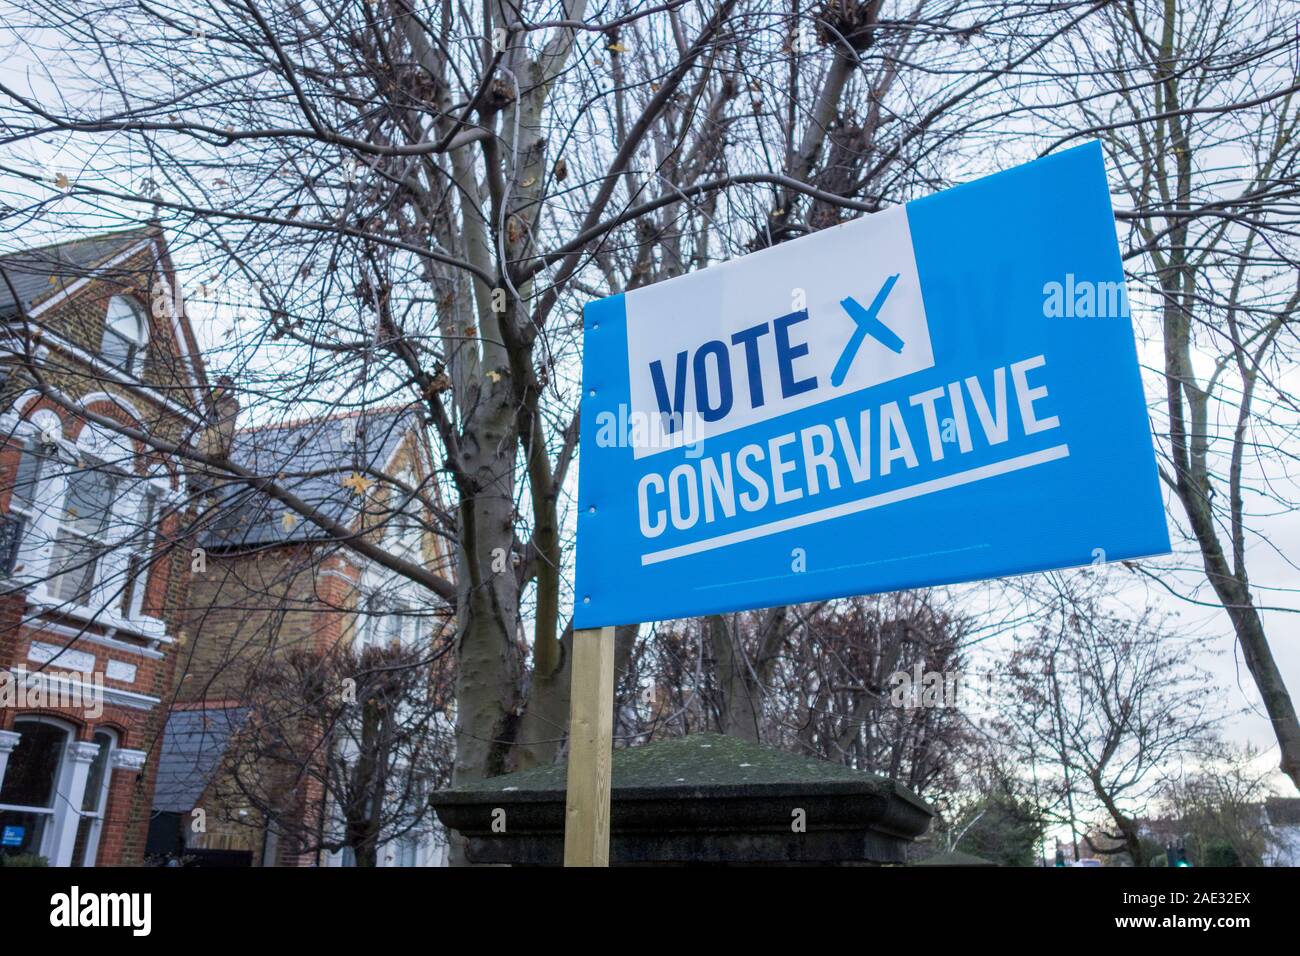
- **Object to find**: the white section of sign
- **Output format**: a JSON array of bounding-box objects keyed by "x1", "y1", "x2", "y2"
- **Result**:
[
  {"x1": 640, "y1": 444, "x2": 1071, "y2": 565},
  {"x1": 624, "y1": 205, "x2": 934, "y2": 459}
]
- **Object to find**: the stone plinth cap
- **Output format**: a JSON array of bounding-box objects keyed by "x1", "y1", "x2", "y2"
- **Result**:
[{"x1": 432, "y1": 733, "x2": 933, "y2": 865}]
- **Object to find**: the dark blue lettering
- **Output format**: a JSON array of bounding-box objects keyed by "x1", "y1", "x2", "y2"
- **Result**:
[
  {"x1": 693, "y1": 340, "x2": 733, "y2": 422},
  {"x1": 774, "y1": 310, "x2": 817, "y2": 398},
  {"x1": 649, "y1": 351, "x2": 689, "y2": 433},
  {"x1": 730, "y1": 322, "x2": 770, "y2": 409}
]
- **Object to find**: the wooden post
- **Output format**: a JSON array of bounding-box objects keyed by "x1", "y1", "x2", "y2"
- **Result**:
[{"x1": 563, "y1": 625, "x2": 616, "y2": 866}]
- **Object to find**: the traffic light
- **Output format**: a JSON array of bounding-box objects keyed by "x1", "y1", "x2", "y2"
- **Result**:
[{"x1": 1175, "y1": 845, "x2": 1192, "y2": 867}]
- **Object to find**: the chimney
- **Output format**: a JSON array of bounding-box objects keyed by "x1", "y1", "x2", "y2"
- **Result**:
[{"x1": 203, "y1": 375, "x2": 239, "y2": 460}]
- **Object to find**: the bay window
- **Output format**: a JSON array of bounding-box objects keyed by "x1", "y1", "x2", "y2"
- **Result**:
[
  {"x1": 120, "y1": 487, "x2": 161, "y2": 620},
  {"x1": 357, "y1": 594, "x2": 415, "y2": 650},
  {"x1": 47, "y1": 461, "x2": 119, "y2": 606},
  {"x1": 7, "y1": 416, "x2": 168, "y2": 621},
  {"x1": 3, "y1": 437, "x2": 57, "y2": 577},
  {"x1": 0, "y1": 719, "x2": 119, "y2": 865}
]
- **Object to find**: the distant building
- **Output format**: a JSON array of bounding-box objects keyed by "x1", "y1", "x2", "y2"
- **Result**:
[
  {"x1": 1, "y1": 226, "x2": 455, "y2": 869},
  {"x1": 0, "y1": 226, "x2": 209, "y2": 865},
  {"x1": 1263, "y1": 798, "x2": 1300, "y2": 867},
  {"x1": 150, "y1": 405, "x2": 455, "y2": 866}
]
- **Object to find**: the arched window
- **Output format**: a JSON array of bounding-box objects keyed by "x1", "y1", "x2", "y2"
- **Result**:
[
  {"x1": 101, "y1": 296, "x2": 149, "y2": 375},
  {"x1": 0, "y1": 717, "x2": 71, "y2": 860}
]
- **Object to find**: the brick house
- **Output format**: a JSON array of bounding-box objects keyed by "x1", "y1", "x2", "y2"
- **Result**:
[
  {"x1": 150, "y1": 405, "x2": 456, "y2": 866},
  {"x1": 0, "y1": 226, "x2": 210, "y2": 865}
]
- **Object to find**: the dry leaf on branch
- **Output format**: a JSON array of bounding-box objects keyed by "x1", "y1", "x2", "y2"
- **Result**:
[{"x1": 341, "y1": 473, "x2": 373, "y2": 495}]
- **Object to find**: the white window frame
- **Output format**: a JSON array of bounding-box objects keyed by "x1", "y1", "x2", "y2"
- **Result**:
[
  {"x1": 5, "y1": 438, "x2": 51, "y2": 574},
  {"x1": 0, "y1": 716, "x2": 73, "y2": 861},
  {"x1": 4, "y1": 409, "x2": 72, "y2": 589},
  {"x1": 101, "y1": 295, "x2": 149, "y2": 376},
  {"x1": 120, "y1": 483, "x2": 163, "y2": 621},
  {"x1": 46, "y1": 455, "x2": 122, "y2": 607},
  {"x1": 357, "y1": 593, "x2": 413, "y2": 650},
  {"x1": 3, "y1": 404, "x2": 172, "y2": 639},
  {"x1": 34, "y1": 423, "x2": 165, "y2": 625},
  {"x1": 387, "y1": 469, "x2": 424, "y2": 559},
  {"x1": 74, "y1": 729, "x2": 116, "y2": 867}
]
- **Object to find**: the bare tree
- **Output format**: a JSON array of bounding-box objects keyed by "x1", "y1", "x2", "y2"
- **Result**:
[
  {"x1": 218, "y1": 640, "x2": 455, "y2": 867},
  {"x1": 614, "y1": 591, "x2": 975, "y2": 798},
  {"x1": 1036, "y1": 0, "x2": 1300, "y2": 788},
  {"x1": 0, "y1": 2, "x2": 1094, "y2": 838},
  {"x1": 15, "y1": 3, "x2": 1291, "y2": 879},
  {"x1": 995, "y1": 575, "x2": 1220, "y2": 864},
  {"x1": 1160, "y1": 740, "x2": 1280, "y2": 867}
]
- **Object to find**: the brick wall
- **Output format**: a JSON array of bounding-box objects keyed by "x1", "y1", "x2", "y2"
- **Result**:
[
  {"x1": 17, "y1": 242, "x2": 203, "y2": 415},
  {"x1": 171, "y1": 423, "x2": 452, "y2": 865},
  {"x1": 0, "y1": 230, "x2": 207, "y2": 866},
  {"x1": 177, "y1": 546, "x2": 361, "y2": 702}
]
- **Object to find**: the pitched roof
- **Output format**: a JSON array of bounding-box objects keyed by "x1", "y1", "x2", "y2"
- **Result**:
[
  {"x1": 0, "y1": 227, "x2": 154, "y2": 318},
  {"x1": 200, "y1": 405, "x2": 423, "y2": 548},
  {"x1": 152, "y1": 706, "x2": 249, "y2": 813}
]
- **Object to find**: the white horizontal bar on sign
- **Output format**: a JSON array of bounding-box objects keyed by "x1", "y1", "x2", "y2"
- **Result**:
[{"x1": 640, "y1": 444, "x2": 1071, "y2": 566}]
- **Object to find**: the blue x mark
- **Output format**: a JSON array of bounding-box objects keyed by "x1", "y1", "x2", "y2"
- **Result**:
[{"x1": 830, "y1": 274, "x2": 903, "y2": 388}]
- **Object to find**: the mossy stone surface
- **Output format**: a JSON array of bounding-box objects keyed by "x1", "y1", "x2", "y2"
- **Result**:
[{"x1": 446, "y1": 732, "x2": 904, "y2": 797}]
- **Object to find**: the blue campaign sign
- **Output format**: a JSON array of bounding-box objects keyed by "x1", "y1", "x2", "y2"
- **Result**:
[
  {"x1": 2, "y1": 825, "x2": 24, "y2": 847},
  {"x1": 573, "y1": 141, "x2": 1169, "y2": 628}
]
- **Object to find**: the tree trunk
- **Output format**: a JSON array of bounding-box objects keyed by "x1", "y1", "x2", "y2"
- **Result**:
[
  {"x1": 449, "y1": 381, "x2": 524, "y2": 795},
  {"x1": 709, "y1": 614, "x2": 763, "y2": 742}
]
